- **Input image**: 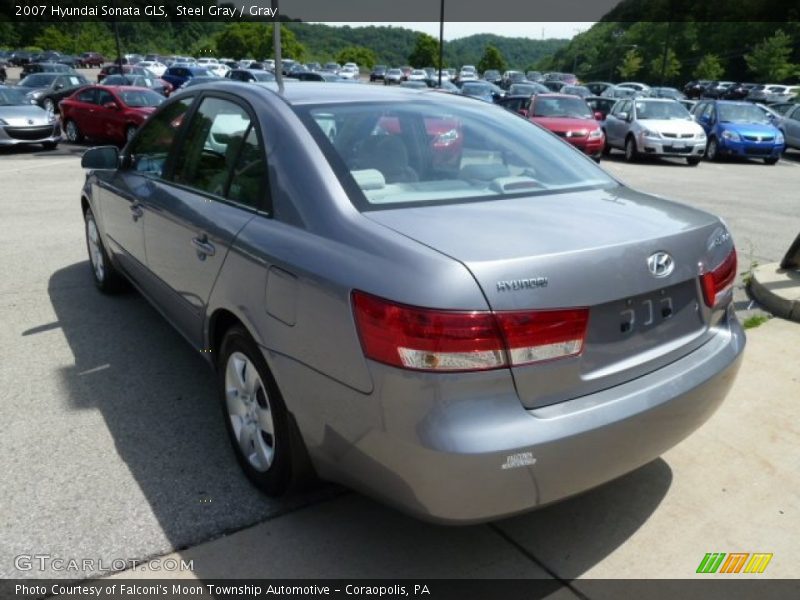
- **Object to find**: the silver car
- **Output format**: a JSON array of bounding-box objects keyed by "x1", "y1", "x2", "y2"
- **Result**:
[
  {"x1": 0, "y1": 87, "x2": 60, "y2": 149},
  {"x1": 80, "y1": 82, "x2": 744, "y2": 523},
  {"x1": 603, "y1": 98, "x2": 707, "y2": 165},
  {"x1": 778, "y1": 103, "x2": 800, "y2": 150}
]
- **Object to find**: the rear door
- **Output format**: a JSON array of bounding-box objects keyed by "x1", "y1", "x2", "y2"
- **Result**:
[
  {"x1": 785, "y1": 105, "x2": 800, "y2": 148},
  {"x1": 141, "y1": 93, "x2": 268, "y2": 347}
]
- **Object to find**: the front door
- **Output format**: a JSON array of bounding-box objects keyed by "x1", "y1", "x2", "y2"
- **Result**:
[{"x1": 141, "y1": 94, "x2": 269, "y2": 347}]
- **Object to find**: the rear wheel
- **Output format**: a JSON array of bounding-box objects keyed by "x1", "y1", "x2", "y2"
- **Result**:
[
  {"x1": 218, "y1": 326, "x2": 314, "y2": 496},
  {"x1": 686, "y1": 157, "x2": 701, "y2": 166},
  {"x1": 624, "y1": 135, "x2": 639, "y2": 162},
  {"x1": 65, "y1": 119, "x2": 83, "y2": 143},
  {"x1": 764, "y1": 157, "x2": 779, "y2": 165},
  {"x1": 42, "y1": 141, "x2": 58, "y2": 151},
  {"x1": 601, "y1": 132, "x2": 611, "y2": 156}
]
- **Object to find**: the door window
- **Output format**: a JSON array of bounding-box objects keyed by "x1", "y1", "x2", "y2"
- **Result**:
[
  {"x1": 96, "y1": 89, "x2": 115, "y2": 107},
  {"x1": 76, "y1": 88, "x2": 97, "y2": 104},
  {"x1": 172, "y1": 96, "x2": 267, "y2": 209},
  {"x1": 127, "y1": 97, "x2": 194, "y2": 178}
]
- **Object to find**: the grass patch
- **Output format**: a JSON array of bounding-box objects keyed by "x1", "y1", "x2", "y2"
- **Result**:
[{"x1": 743, "y1": 315, "x2": 770, "y2": 329}]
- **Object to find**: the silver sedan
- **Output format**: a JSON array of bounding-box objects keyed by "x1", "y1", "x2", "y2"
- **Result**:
[
  {"x1": 0, "y1": 87, "x2": 60, "y2": 149},
  {"x1": 79, "y1": 82, "x2": 744, "y2": 523}
]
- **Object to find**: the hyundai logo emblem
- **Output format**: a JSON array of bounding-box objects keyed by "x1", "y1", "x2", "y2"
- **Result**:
[
  {"x1": 27, "y1": 119, "x2": 34, "y2": 125},
  {"x1": 647, "y1": 252, "x2": 674, "y2": 278}
]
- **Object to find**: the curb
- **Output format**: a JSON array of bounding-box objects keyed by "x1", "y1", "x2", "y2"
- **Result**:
[{"x1": 748, "y1": 262, "x2": 800, "y2": 323}]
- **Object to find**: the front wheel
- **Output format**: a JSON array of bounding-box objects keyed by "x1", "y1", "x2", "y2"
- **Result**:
[
  {"x1": 84, "y1": 208, "x2": 125, "y2": 293},
  {"x1": 764, "y1": 156, "x2": 779, "y2": 165},
  {"x1": 218, "y1": 326, "x2": 314, "y2": 496},
  {"x1": 706, "y1": 137, "x2": 720, "y2": 161},
  {"x1": 624, "y1": 136, "x2": 639, "y2": 162},
  {"x1": 686, "y1": 157, "x2": 701, "y2": 166},
  {"x1": 65, "y1": 119, "x2": 84, "y2": 143}
]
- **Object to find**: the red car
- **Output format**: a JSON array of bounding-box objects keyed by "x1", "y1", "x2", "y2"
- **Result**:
[
  {"x1": 80, "y1": 52, "x2": 106, "y2": 68},
  {"x1": 525, "y1": 93, "x2": 605, "y2": 162},
  {"x1": 59, "y1": 85, "x2": 163, "y2": 146}
]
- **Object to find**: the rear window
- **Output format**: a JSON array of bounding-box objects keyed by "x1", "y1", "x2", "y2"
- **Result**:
[
  {"x1": 297, "y1": 99, "x2": 614, "y2": 210},
  {"x1": 119, "y1": 89, "x2": 164, "y2": 107}
]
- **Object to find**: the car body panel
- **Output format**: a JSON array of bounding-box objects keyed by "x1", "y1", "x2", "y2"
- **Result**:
[{"x1": 692, "y1": 99, "x2": 785, "y2": 159}]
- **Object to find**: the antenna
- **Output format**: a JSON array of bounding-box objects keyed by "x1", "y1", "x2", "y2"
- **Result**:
[{"x1": 272, "y1": 0, "x2": 283, "y2": 92}]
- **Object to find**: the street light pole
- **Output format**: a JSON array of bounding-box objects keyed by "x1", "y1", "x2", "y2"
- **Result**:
[
  {"x1": 437, "y1": 0, "x2": 444, "y2": 87},
  {"x1": 272, "y1": 0, "x2": 283, "y2": 92},
  {"x1": 659, "y1": 21, "x2": 673, "y2": 85}
]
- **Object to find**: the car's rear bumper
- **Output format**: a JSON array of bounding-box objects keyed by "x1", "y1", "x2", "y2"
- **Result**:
[{"x1": 273, "y1": 307, "x2": 744, "y2": 524}]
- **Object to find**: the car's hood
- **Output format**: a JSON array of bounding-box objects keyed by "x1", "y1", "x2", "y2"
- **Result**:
[
  {"x1": 0, "y1": 104, "x2": 52, "y2": 125},
  {"x1": 638, "y1": 118, "x2": 703, "y2": 135},
  {"x1": 721, "y1": 121, "x2": 779, "y2": 136},
  {"x1": 530, "y1": 116, "x2": 600, "y2": 132}
]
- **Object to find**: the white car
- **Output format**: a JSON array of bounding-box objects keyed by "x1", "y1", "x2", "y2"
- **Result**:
[
  {"x1": 459, "y1": 66, "x2": 478, "y2": 82},
  {"x1": 408, "y1": 69, "x2": 428, "y2": 81},
  {"x1": 343, "y1": 62, "x2": 358, "y2": 71},
  {"x1": 263, "y1": 59, "x2": 276, "y2": 71},
  {"x1": 197, "y1": 57, "x2": 219, "y2": 66},
  {"x1": 603, "y1": 98, "x2": 707, "y2": 165},
  {"x1": 617, "y1": 81, "x2": 652, "y2": 94},
  {"x1": 137, "y1": 61, "x2": 167, "y2": 77},
  {"x1": 338, "y1": 65, "x2": 359, "y2": 80},
  {"x1": 208, "y1": 63, "x2": 230, "y2": 77}
]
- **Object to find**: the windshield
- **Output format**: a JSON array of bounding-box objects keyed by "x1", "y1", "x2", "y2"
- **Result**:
[
  {"x1": 532, "y1": 96, "x2": 592, "y2": 118},
  {"x1": 118, "y1": 89, "x2": 164, "y2": 108},
  {"x1": 0, "y1": 88, "x2": 30, "y2": 105},
  {"x1": 297, "y1": 100, "x2": 614, "y2": 209},
  {"x1": 718, "y1": 103, "x2": 771, "y2": 124},
  {"x1": 190, "y1": 68, "x2": 213, "y2": 77},
  {"x1": 252, "y1": 71, "x2": 275, "y2": 81},
  {"x1": 634, "y1": 101, "x2": 690, "y2": 120},
  {"x1": 461, "y1": 82, "x2": 492, "y2": 96},
  {"x1": 18, "y1": 74, "x2": 58, "y2": 87}
]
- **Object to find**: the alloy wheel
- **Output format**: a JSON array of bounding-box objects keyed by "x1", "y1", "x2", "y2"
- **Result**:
[
  {"x1": 224, "y1": 352, "x2": 275, "y2": 472},
  {"x1": 86, "y1": 216, "x2": 105, "y2": 283}
]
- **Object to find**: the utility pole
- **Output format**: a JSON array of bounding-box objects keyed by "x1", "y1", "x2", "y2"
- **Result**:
[
  {"x1": 272, "y1": 0, "x2": 283, "y2": 92},
  {"x1": 659, "y1": 21, "x2": 672, "y2": 85},
  {"x1": 112, "y1": 0, "x2": 122, "y2": 68},
  {"x1": 437, "y1": 0, "x2": 444, "y2": 87}
]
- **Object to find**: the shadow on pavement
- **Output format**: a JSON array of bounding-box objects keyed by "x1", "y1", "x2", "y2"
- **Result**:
[{"x1": 47, "y1": 261, "x2": 671, "y2": 579}]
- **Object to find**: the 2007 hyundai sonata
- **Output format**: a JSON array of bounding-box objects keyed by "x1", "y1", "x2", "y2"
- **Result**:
[{"x1": 79, "y1": 82, "x2": 744, "y2": 523}]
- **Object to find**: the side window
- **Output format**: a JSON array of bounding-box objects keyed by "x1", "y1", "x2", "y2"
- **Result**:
[
  {"x1": 96, "y1": 90, "x2": 115, "y2": 106},
  {"x1": 76, "y1": 88, "x2": 96, "y2": 104},
  {"x1": 172, "y1": 97, "x2": 266, "y2": 208},
  {"x1": 128, "y1": 97, "x2": 194, "y2": 178},
  {"x1": 790, "y1": 106, "x2": 800, "y2": 121}
]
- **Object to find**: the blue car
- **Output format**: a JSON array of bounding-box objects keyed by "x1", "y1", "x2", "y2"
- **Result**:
[
  {"x1": 161, "y1": 65, "x2": 215, "y2": 90},
  {"x1": 691, "y1": 100, "x2": 784, "y2": 164}
]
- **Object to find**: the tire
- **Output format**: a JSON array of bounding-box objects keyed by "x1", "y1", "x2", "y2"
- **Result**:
[
  {"x1": 601, "y1": 132, "x2": 611, "y2": 156},
  {"x1": 65, "y1": 119, "x2": 84, "y2": 143},
  {"x1": 764, "y1": 157, "x2": 779, "y2": 165},
  {"x1": 218, "y1": 326, "x2": 314, "y2": 496},
  {"x1": 42, "y1": 141, "x2": 58, "y2": 150},
  {"x1": 706, "y1": 137, "x2": 720, "y2": 161},
  {"x1": 624, "y1": 135, "x2": 639, "y2": 162},
  {"x1": 686, "y1": 157, "x2": 701, "y2": 166},
  {"x1": 84, "y1": 208, "x2": 126, "y2": 293}
]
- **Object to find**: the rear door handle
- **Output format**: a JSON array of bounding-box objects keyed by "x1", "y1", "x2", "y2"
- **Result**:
[{"x1": 191, "y1": 235, "x2": 216, "y2": 259}]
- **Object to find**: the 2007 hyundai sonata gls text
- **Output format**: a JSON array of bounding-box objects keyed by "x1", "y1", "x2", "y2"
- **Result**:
[{"x1": 80, "y1": 82, "x2": 744, "y2": 523}]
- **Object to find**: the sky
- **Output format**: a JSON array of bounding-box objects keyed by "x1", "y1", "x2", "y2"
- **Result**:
[{"x1": 318, "y1": 22, "x2": 596, "y2": 41}]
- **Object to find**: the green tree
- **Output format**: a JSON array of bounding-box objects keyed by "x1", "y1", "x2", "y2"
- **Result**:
[
  {"x1": 336, "y1": 45, "x2": 377, "y2": 69},
  {"x1": 745, "y1": 29, "x2": 796, "y2": 82},
  {"x1": 408, "y1": 33, "x2": 440, "y2": 68},
  {"x1": 34, "y1": 26, "x2": 72, "y2": 53},
  {"x1": 266, "y1": 25, "x2": 306, "y2": 62},
  {"x1": 616, "y1": 48, "x2": 643, "y2": 79},
  {"x1": 693, "y1": 53, "x2": 724, "y2": 80},
  {"x1": 215, "y1": 23, "x2": 261, "y2": 59},
  {"x1": 477, "y1": 45, "x2": 507, "y2": 73},
  {"x1": 649, "y1": 48, "x2": 681, "y2": 82},
  {"x1": 74, "y1": 23, "x2": 116, "y2": 57}
]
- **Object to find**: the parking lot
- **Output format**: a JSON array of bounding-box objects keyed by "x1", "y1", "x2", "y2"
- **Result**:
[{"x1": 0, "y1": 133, "x2": 799, "y2": 586}]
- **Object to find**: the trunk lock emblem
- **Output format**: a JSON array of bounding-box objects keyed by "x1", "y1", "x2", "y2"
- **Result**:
[{"x1": 647, "y1": 252, "x2": 674, "y2": 278}]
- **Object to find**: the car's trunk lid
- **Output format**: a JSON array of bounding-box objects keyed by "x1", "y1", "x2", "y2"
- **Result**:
[{"x1": 365, "y1": 185, "x2": 726, "y2": 408}]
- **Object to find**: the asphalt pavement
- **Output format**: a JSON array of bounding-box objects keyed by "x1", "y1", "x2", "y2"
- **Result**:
[{"x1": 0, "y1": 137, "x2": 798, "y2": 584}]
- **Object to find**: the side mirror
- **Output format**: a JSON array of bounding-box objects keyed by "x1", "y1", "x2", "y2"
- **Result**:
[
  {"x1": 594, "y1": 111, "x2": 604, "y2": 121},
  {"x1": 617, "y1": 112, "x2": 628, "y2": 121},
  {"x1": 103, "y1": 101, "x2": 119, "y2": 110},
  {"x1": 54, "y1": 84, "x2": 63, "y2": 90},
  {"x1": 81, "y1": 146, "x2": 119, "y2": 170}
]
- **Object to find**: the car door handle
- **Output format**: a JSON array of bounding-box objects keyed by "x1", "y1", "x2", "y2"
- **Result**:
[
  {"x1": 191, "y1": 235, "x2": 216, "y2": 259},
  {"x1": 130, "y1": 203, "x2": 143, "y2": 221}
]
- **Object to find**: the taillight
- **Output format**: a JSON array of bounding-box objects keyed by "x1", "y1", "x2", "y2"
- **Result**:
[
  {"x1": 352, "y1": 291, "x2": 589, "y2": 372},
  {"x1": 701, "y1": 248, "x2": 737, "y2": 307}
]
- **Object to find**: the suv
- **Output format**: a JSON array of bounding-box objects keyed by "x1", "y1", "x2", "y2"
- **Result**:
[{"x1": 370, "y1": 65, "x2": 387, "y2": 82}]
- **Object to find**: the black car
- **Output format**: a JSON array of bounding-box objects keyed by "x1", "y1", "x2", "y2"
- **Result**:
[
  {"x1": 226, "y1": 69, "x2": 276, "y2": 83},
  {"x1": 483, "y1": 70, "x2": 502, "y2": 85},
  {"x1": 542, "y1": 79, "x2": 567, "y2": 92},
  {"x1": 294, "y1": 71, "x2": 343, "y2": 82},
  {"x1": 9, "y1": 51, "x2": 32, "y2": 67},
  {"x1": 496, "y1": 94, "x2": 532, "y2": 116},
  {"x1": 17, "y1": 72, "x2": 90, "y2": 113},
  {"x1": 721, "y1": 83, "x2": 756, "y2": 101},
  {"x1": 370, "y1": 65, "x2": 387, "y2": 82},
  {"x1": 21, "y1": 62, "x2": 75, "y2": 77},
  {"x1": 683, "y1": 80, "x2": 711, "y2": 99},
  {"x1": 585, "y1": 96, "x2": 617, "y2": 120}
]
